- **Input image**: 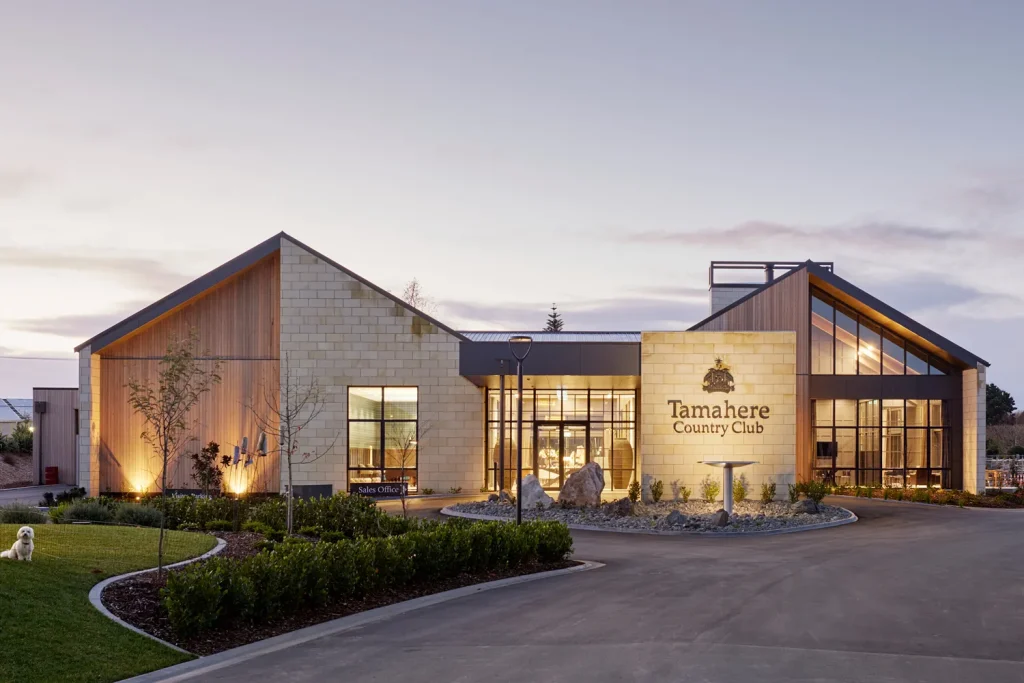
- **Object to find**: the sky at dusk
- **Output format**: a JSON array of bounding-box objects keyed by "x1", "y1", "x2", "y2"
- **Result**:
[{"x1": 1, "y1": 1, "x2": 1023, "y2": 398}]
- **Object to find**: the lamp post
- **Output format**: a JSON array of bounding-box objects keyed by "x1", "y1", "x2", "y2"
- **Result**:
[{"x1": 508, "y1": 335, "x2": 533, "y2": 525}]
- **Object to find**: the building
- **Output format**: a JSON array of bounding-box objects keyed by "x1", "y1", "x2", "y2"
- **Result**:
[{"x1": 74, "y1": 235, "x2": 988, "y2": 498}]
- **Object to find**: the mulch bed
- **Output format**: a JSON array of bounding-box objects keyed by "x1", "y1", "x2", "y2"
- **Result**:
[
  {"x1": 0, "y1": 451, "x2": 33, "y2": 489},
  {"x1": 102, "y1": 531, "x2": 579, "y2": 656}
]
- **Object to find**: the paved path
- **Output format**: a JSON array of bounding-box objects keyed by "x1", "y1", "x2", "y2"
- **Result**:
[
  {"x1": 154, "y1": 498, "x2": 1024, "y2": 682},
  {"x1": 0, "y1": 484, "x2": 68, "y2": 506}
]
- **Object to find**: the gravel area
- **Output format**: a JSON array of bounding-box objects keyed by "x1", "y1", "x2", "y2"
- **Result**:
[
  {"x1": 0, "y1": 452, "x2": 32, "y2": 489},
  {"x1": 449, "y1": 499, "x2": 854, "y2": 533}
]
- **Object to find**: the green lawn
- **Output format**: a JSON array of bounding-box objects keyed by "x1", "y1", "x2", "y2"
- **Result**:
[{"x1": 0, "y1": 524, "x2": 216, "y2": 683}]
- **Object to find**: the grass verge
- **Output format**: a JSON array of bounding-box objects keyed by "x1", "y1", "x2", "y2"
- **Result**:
[{"x1": 0, "y1": 523, "x2": 215, "y2": 683}]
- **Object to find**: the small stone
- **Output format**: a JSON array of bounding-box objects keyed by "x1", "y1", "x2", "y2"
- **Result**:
[
  {"x1": 710, "y1": 509, "x2": 730, "y2": 527},
  {"x1": 791, "y1": 499, "x2": 819, "y2": 514},
  {"x1": 603, "y1": 497, "x2": 634, "y2": 516},
  {"x1": 664, "y1": 510, "x2": 687, "y2": 526}
]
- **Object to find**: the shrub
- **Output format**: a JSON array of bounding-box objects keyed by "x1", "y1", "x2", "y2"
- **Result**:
[
  {"x1": 59, "y1": 499, "x2": 116, "y2": 523},
  {"x1": 627, "y1": 480, "x2": 640, "y2": 503},
  {"x1": 189, "y1": 441, "x2": 224, "y2": 497},
  {"x1": 0, "y1": 503, "x2": 47, "y2": 524},
  {"x1": 205, "y1": 519, "x2": 234, "y2": 532},
  {"x1": 1011, "y1": 446, "x2": 1024, "y2": 456},
  {"x1": 114, "y1": 504, "x2": 164, "y2": 528},
  {"x1": 650, "y1": 480, "x2": 664, "y2": 503},
  {"x1": 422, "y1": 488, "x2": 435, "y2": 495},
  {"x1": 298, "y1": 525, "x2": 322, "y2": 537},
  {"x1": 267, "y1": 530, "x2": 285, "y2": 542},
  {"x1": 320, "y1": 531, "x2": 346, "y2": 543},
  {"x1": 241, "y1": 520, "x2": 273, "y2": 535},
  {"x1": 912, "y1": 488, "x2": 931, "y2": 503},
  {"x1": 162, "y1": 519, "x2": 573, "y2": 636},
  {"x1": 144, "y1": 495, "x2": 239, "y2": 531},
  {"x1": 732, "y1": 475, "x2": 748, "y2": 503},
  {"x1": 760, "y1": 480, "x2": 776, "y2": 504},
  {"x1": 803, "y1": 480, "x2": 828, "y2": 504},
  {"x1": 700, "y1": 475, "x2": 720, "y2": 503},
  {"x1": 448, "y1": 487, "x2": 463, "y2": 494}
]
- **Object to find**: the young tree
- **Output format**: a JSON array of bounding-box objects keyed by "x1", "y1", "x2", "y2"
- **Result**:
[
  {"x1": 386, "y1": 420, "x2": 431, "y2": 518},
  {"x1": 189, "y1": 441, "x2": 223, "y2": 497},
  {"x1": 987, "y1": 384, "x2": 1016, "y2": 426},
  {"x1": 544, "y1": 303, "x2": 564, "y2": 332},
  {"x1": 126, "y1": 331, "x2": 221, "y2": 574},
  {"x1": 251, "y1": 353, "x2": 338, "y2": 533},
  {"x1": 403, "y1": 278, "x2": 437, "y2": 315}
]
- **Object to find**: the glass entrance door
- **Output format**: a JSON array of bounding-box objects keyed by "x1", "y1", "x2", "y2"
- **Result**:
[{"x1": 534, "y1": 422, "x2": 589, "y2": 490}]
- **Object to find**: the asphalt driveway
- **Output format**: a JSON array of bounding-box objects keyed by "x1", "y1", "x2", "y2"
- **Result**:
[{"x1": 143, "y1": 498, "x2": 1024, "y2": 683}]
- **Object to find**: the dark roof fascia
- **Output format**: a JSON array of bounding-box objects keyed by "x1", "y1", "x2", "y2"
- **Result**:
[
  {"x1": 807, "y1": 263, "x2": 989, "y2": 368},
  {"x1": 280, "y1": 234, "x2": 469, "y2": 342},
  {"x1": 75, "y1": 233, "x2": 284, "y2": 353},
  {"x1": 687, "y1": 263, "x2": 809, "y2": 331}
]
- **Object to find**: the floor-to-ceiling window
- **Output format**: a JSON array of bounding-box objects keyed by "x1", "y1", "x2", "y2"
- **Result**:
[
  {"x1": 485, "y1": 389, "x2": 637, "y2": 491},
  {"x1": 813, "y1": 398, "x2": 949, "y2": 487},
  {"x1": 348, "y1": 387, "x2": 419, "y2": 490}
]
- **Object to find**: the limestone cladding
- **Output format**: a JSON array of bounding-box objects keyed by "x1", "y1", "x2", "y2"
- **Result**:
[
  {"x1": 278, "y1": 237, "x2": 483, "y2": 493},
  {"x1": 641, "y1": 331, "x2": 797, "y2": 500},
  {"x1": 962, "y1": 364, "x2": 987, "y2": 494},
  {"x1": 76, "y1": 346, "x2": 101, "y2": 494}
]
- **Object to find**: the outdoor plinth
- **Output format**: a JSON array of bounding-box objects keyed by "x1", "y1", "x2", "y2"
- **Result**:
[{"x1": 699, "y1": 460, "x2": 757, "y2": 515}]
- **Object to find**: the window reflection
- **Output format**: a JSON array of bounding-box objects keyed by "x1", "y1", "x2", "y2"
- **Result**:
[
  {"x1": 834, "y1": 303, "x2": 858, "y2": 375},
  {"x1": 811, "y1": 295, "x2": 835, "y2": 374},
  {"x1": 858, "y1": 320, "x2": 881, "y2": 375}
]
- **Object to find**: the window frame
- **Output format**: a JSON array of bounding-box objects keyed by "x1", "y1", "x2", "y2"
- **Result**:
[{"x1": 347, "y1": 386, "x2": 419, "y2": 491}]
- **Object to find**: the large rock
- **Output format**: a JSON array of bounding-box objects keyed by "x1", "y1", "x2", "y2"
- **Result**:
[
  {"x1": 487, "y1": 493, "x2": 499, "y2": 502},
  {"x1": 558, "y1": 462, "x2": 605, "y2": 507},
  {"x1": 498, "y1": 490, "x2": 513, "y2": 504},
  {"x1": 664, "y1": 510, "x2": 688, "y2": 526},
  {"x1": 710, "y1": 509, "x2": 730, "y2": 527},
  {"x1": 603, "y1": 497, "x2": 634, "y2": 517},
  {"x1": 519, "y1": 475, "x2": 554, "y2": 509},
  {"x1": 791, "y1": 499, "x2": 819, "y2": 515}
]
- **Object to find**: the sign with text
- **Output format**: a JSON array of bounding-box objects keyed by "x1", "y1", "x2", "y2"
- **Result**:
[{"x1": 349, "y1": 482, "x2": 408, "y2": 497}]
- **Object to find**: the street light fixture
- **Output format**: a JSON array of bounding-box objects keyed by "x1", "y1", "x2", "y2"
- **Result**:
[{"x1": 508, "y1": 335, "x2": 533, "y2": 525}]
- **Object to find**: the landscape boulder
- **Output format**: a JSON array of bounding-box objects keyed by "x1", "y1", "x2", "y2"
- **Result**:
[
  {"x1": 664, "y1": 510, "x2": 688, "y2": 526},
  {"x1": 710, "y1": 509, "x2": 730, "y2": 527},
  {"x1": 519, "y1": 475, "x2": 554, "y2": 509},
  {"x1": 603, "y1": 497, "x2": 634, "y2": 516},
  {"x1": 558, "y1": 462, "x2": 605, "y2": 507},
  {"x1": 498, "y1": 490, "x2": 513, "y2": 504},
  {"x1": 487, "y1": 493, "x2": 499, "y2": 502},
  {"x1": 791, "y1": 499, "x2": 819, "y2": 515},
  {"x1": 641, "y1": 473, "x2": 655, "y2": 503}
]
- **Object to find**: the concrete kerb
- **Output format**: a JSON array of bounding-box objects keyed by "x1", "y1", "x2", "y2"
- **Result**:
[
  {"x1": 118, "y1": 559, "x2": 603, "y2": 683},
  {"x1": 440, "y1": 505, "x2": 858, "y2": 537},
  {"x1": 88, "y1": 537, "x2": 228, "y2": 655}
]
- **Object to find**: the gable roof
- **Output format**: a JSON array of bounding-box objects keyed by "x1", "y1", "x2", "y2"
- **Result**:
[
  {"x1": 689, "y1": 260, "x2": 988, "y2": 369},
  {"x1": 76, "y1": 232, "x2": 466, "y2": 353}
]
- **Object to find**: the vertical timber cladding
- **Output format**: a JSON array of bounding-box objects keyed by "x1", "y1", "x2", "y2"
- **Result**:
[{"x1": 640, "y1": 332, "x2": 797, "y2": 499}]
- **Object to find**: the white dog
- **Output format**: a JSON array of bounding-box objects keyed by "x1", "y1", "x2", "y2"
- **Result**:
[{"x1": 1, "y1": 526, "x2": 34, "y2": 561}]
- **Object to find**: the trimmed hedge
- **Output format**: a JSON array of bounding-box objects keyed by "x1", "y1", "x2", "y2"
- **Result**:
[{"x1": 163, "y1": 520, "x2": 573, "y2": 636}]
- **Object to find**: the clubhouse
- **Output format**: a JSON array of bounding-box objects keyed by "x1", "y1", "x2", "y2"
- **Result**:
[{"x1": 72, "y1": 235, "x2": 989, "y2": 498}]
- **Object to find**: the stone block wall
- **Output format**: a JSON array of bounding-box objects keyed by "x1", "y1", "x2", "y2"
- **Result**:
[
  {"x1": 962, "y1": 364, "x2": 987, "y2": 494},
  {"x1": 76, "y1": 346, "x2": 101, "y2": 494},
  {"x1": 640, "y1": 331, "x2": 797, "y2": 500},
  {"x1": 278, "y1": 237, "x2": 483, "y2": 494}
]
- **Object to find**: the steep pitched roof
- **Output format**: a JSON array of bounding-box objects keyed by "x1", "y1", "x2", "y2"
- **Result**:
[
  {"x1": 689, "y1": 261, "x2": 988, "y2": 369},
  {"x1": 76, "y1": 232, "x2": 466, "y2": 353}
]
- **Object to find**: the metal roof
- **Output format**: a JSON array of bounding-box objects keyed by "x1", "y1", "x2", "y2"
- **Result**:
[
  {"x1": 460, "y1": 331, "x2": 642, "y2": 343},
  {"x1": 0, "y1": 399, "x2": 32, "y2": 422}
]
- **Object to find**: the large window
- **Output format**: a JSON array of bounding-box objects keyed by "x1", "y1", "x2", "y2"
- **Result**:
[
  {"x1": 486, "y1": 389, "x2": 636, "y2": 491},
  {"x1": 813, "y1": 398, "x2": 949, "y2": 488},
  {"x1": 348, "y1": 387, "x2": 419, "y2": 490},
  {"x1": 811, "y1": 288, "x2": 952, "y2": 376}
]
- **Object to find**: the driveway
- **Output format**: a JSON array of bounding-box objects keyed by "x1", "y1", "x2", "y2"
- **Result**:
[
  {"x1": 0, "y1": 484, "x2": 68, "y2": 506},
  {"x1": 144, "y1": 498, "x2": 1024, "y2": 682}
]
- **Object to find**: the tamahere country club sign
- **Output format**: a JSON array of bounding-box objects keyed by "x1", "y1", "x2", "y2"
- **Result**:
[{"x1": 667, "y1": 357, "x2": 771, "y2": 437}]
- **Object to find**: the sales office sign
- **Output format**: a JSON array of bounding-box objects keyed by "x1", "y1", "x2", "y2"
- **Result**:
[{"x1": 666, "y1": 358, "x2": 771, "y2": 437}]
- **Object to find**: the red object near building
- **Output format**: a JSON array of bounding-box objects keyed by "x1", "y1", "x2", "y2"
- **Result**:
[{"x1": 44, "y1": 466, "x2": 58, "y2": 485}]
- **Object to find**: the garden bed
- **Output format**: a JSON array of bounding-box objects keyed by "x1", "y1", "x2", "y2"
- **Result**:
[
  {"x1": 447, "y1": 499, "x2": 854, "y2": 533},
  {"x1": 827, "y1": 487, "x2": 1024, "y2": 509},
  {"x1": 104, "y1": 536, "x2": 576, "y2": 655}
]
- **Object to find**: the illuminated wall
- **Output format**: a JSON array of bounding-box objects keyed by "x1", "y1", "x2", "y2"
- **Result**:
[{"x1": 640, "y1": 331, "x2": 797, "y2": 500}]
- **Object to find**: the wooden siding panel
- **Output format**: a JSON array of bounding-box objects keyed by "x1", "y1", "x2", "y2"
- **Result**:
[
  {"x1": 100, "y1": 360, "x2": 280, "y2": 492},
  {"x1": 33, "y1": 388, "x2": 79, "y2": 485},
  {"x1": 99, "y1": 252, "x2": 280, "y2": 359},
  {"x1": 98, "y1": 250, "x2": 281, "y2": 493}
]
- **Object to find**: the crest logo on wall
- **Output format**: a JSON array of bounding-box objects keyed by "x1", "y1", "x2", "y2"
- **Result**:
[{"x1": 702, "y1": 357, "x2": 735, "y2": 394}]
